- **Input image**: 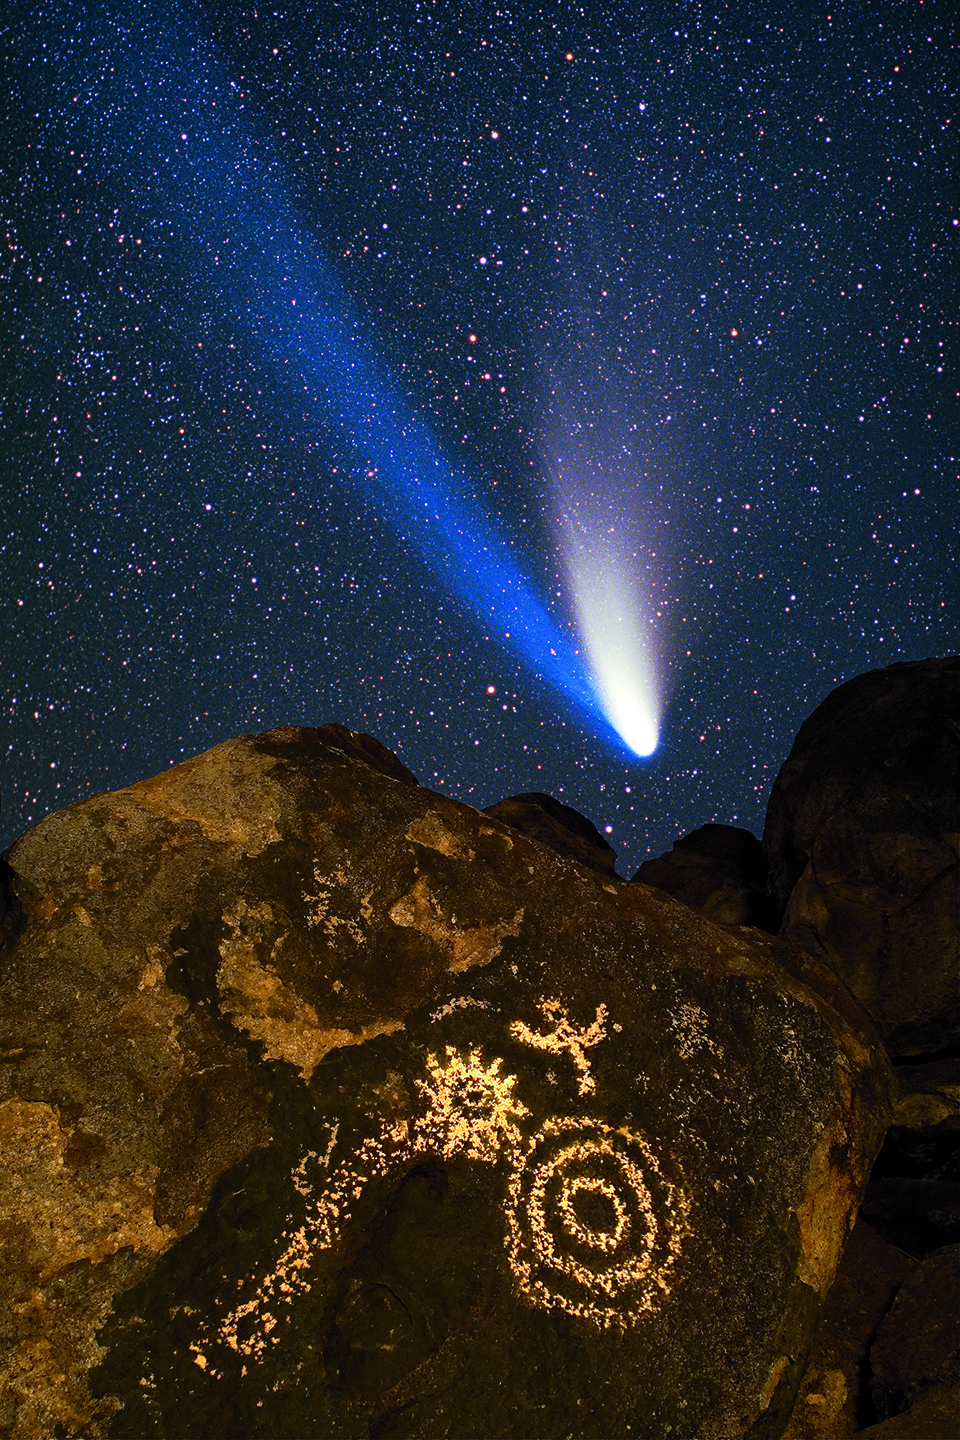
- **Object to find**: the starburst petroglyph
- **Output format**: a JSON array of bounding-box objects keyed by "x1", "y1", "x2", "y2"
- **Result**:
[
  {"x1": 190, "y1": 1012, "x2": 687, "y2": 1371},
  {"x1": 511, "y1": 998, "x2": 609, "y2": 1095},
  {"x1": 415, "y1": 1047, "x2": 530, "y2": 1162}
]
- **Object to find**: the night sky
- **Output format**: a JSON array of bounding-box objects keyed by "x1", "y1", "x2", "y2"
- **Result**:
[{"x1": 3, "y1": 0, "x2": 956, "y2": 876}]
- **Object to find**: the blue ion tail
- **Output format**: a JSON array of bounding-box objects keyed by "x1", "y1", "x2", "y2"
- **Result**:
[{"x1": 38, "y1": 0, "x2": 659, "y2": 761}]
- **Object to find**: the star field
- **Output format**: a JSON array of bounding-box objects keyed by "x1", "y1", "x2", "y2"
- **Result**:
[{"x1": 3, "y1": 0, "x2": 956, "y2": 874}]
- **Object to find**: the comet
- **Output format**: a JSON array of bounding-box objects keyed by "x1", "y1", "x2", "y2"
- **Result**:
[{"x1": 39, "y1": 1, "x2": 661, "y2": 760}]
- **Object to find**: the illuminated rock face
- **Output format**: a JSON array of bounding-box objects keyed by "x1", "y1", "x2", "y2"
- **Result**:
[{"x1": 0, "y1": 726, "x2": 892, "y2": 1440}]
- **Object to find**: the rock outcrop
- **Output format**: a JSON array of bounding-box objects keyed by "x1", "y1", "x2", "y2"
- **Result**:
[
  {"x1": 868, "y1": 1243, "x2": 960, "y2": 1421},
  {"x1": 0, "y1": 726, "x2": 893, "y2": 1440},
  {"x1": 780, "y1": 1221, "x2": 915, "y2": 1440},
  {"x1": 632, "y1": 822, "x2": 781, "y2": 931},
  {"x1": 763, "y1": 656, "x2": 960, "y2": 1059},
  {"x1": 854, "y1": 1387, "x2": 960, "y2": 1439},
  {"x1": 483, "y1": 791, "x2": 617, "y2": 877}
]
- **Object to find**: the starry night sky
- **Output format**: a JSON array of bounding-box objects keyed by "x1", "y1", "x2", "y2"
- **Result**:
[{"x1": 3, "y1": 0, "x2": 956, "y2": 875}]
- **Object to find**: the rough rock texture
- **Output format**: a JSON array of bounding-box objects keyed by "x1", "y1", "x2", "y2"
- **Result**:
[
  {"x1": 780, "y1": 1222, "x2": 915, "y2": 1440},
  {"x1": 763, "y1": 656, "x2": 960, "y2": 1058},
  {"x1": 632, "y1": 823, "x2": 781, "y2": 931},
  {"x1": 0, "y1": 727, "x2": 894, "y2": 1440},
  {"x1": 869, "y1": 1243, "x2": 960, "y2": 1421},
  {"x1": 854, "y1": 1387, "x2": 960, "y2": 1439},
  {"x1": 483, "y1": 792, "x2": 617, "y2": 877},
  {"x1": 892, "y1": 1056, "x2": 960, "y2": 1129}
]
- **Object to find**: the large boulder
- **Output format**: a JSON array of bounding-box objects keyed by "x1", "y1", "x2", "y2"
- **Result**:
[
  {"x1": 763, "y1": 656, "x2": 960, "y2": 1058},
  {"x1": 483, "y1": 792, "x2": 617, "y2": 877},
  {"x1": 0, "y1": 727, "x2": 893, "y2": 1439},
  {"x1": 632, "y1": 823, "x2": 781, "y2": 931}
]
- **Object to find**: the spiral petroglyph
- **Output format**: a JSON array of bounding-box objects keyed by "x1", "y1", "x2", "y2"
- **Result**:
[
  {"x1": 505, "y1": 1118, "x2": 689, "y2": 1327},
  {"x1": 190, "y1": 1023, "x2": 689, "y2": 1372}
]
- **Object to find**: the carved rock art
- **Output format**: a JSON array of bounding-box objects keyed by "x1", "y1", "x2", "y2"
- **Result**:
[
  {"x1": 0, "y1": 724, "x2": 895, "y2": 1440},
  {"x1": 505, "y1": 1117, "x2": 689, "y2": 1328},
  {"x1": 193, "y1": 1010, "x2": 689, "y2": 1373},
  {"x1": 510, "y1": 997, "x2": 609, "y2": 1094}
]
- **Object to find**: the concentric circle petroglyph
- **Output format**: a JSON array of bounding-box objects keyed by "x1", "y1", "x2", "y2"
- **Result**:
[{"x1": 505, "y1": 1118, "x2": 689, "y2": 1327}]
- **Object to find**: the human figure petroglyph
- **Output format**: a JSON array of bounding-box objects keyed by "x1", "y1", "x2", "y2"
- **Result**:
[
  {"x1": 510, "y1": 997, "x2": 609, "y2": 1095},
  {"x1": 191, "y1": 1007, "x2": 688, "y2": 1372}
]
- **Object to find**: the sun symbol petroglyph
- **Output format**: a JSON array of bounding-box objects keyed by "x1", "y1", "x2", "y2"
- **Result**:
[
  {"x1": 505, "y1": 1118, "x2": 690, "y2": 1329},
  {"x1": 510, "y1": 998, "x2": 609, "y2": 1095},
  {"x1": 302, "y1": 863, "x2": 366, "y2": 943},
  {"x1": 191, "y1": 1030, "x2": 688, "y2": 1370},
  {"x1": 414, "y1": 1046, "x2": 530, "y2": 1162}
]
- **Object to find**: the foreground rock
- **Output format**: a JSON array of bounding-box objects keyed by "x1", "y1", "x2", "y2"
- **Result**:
[
  {"x1": 781, "y1": 1222, "x2": 915, "y2": 1440},
  {"x1": 763, "y1": 656, "x2": 960, "y2": 1059},
  {"x1": 855, "y1": 1387, "x2": 960, "y2": 1439},
  {"x1": 633, "y1": 823, "x2": 781, "y2": 931},
  {"x1": 0, "y1": 727, "x2": 893, "y2": 1439},
  {"x1": 869, "y1": 1243, "x2": 960, "y2": 1422}
]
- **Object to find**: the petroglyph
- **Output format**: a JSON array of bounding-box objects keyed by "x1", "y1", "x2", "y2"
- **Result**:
[
  {"x1": 191, "y1": 1012, "x2": 688, "y2": 1371},
  {"x1": 511, "y1": 998, "x2": 609, "y2": 1095},
  {"x1": 505, "y1": 1118, "x2": 690, "y2": 1329},
  {"x1": 430, "y1": 996, "x2": 491, "y2": 1022},
  {"x1": 415, "y1": 1047, "x2": 529, "y2": 1162},
  {"x1": 672, "y1": 1001, "x2": 723, "y2": 1061}
]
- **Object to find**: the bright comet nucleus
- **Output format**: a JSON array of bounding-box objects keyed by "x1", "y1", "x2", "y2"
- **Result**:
[
  {"x1": 563, "y1": 531, "x2": 660, "y2": 757},
  {"x1": 537, "y1": 247, "x2": 668, "y2": 761},
  {"x1": 556, "y1": 492, "x2": 661, "y2": 758}
]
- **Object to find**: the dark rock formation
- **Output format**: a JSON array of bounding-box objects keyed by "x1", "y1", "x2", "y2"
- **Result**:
[
  {"x1": 0, "y1": 726, "x2": 892, "y2": 1440},
  {"x1": 483, "y1": 791, "x2": 618, "y2": 876},
  {"x1": 632, "y1": 823, "x2": 781, "y2": 931},
  {"x1": 857, "y1": 1054, "x2": 960, "y2": 1262},
  {"x1": 869, "y1": 1243, "x2": 960, "y2": 1421},
  {"x1": 854, "y1": 1387, "x2": 960, "y2": 1438},
  {"x1": 781, "y1": 1221, "x2": 915, "y2": 1440},
  {"x1": 763, "y1": 656, "x2": 960, "y2": 1059},
  {"x1": 859, "y1": 1113, "x2": 960, "y2": 1259},
  {"x1": 892, "y1": 1056, "x2": 960, "y2": 1130}
]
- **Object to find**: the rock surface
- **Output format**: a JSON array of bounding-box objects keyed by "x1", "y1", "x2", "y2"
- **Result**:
[
  {"x1": 869, "y1": 1243, "x2": 960, "y2": 1422},
  {"x1": 854, "y1": 1387, "x2": 960, "y2": 1439},
  {"x1": 891, "y1": 1057, "x2": 960, "y2": 1130},
  {"x1": 483, "y1": 791, "x2": 617, "y2": 876},
  {"x1": 860, "y1": 1117, "x2": 960, "y2": 1257},
  {"x1": 763, "y1": 656, "x2": 960, "y2": 1058},
  {"x1": 632, "y1": 823, "x2": 781, "y2": 931},
  {"x1": 780, "y1": 1221, "x2": 915, "y2": 1440},
  {"x1": 0, "y1": 726, "x2": 893, "y2": 1440}
]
